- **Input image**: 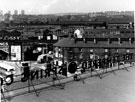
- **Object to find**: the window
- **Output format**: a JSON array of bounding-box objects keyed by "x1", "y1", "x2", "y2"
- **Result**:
[
  {"x1": 116, "y1": 31, "x2": 120, "y2": 34},
  {"x1": 120, "y1": 31, "x2": 124, "y2": 33},
  {"x1": 90, "y1": 49, "x2": 93, "y2": 53},
  {"x1": 126, "y1": 31, "x2": 130, "y2": 33},
  {"x1": 118, "y1": 38, "x2": 122, "y2": 44},
  {"x1": 126, "y1": 49, "x2": 130, "y2": 53},
  {"x1": 116, "y1": 49, "x2": 119, "y2": 53},
  {"x1": 105, "y1": 49, "x2": 108, "y2": 52},
  {"x1": 79, "y1": 48, "x2": 82, "y2": 52},
  {"x1": 38, "y1": 36, "x2": 43, "y2": 40},
  {"x1": 47, "y1": 36, "x2": 51, "y2": 40},
  {"x1": 53, "y1": 35, "x2": 57, "y2": 40},
  {"x1": 94, "y1": 39, "x2": 97, "y2": 44}
]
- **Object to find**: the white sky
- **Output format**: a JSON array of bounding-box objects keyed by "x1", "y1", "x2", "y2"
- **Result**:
[{"x1": 0, "y1": 0, "x2": 134, "y2": 14}]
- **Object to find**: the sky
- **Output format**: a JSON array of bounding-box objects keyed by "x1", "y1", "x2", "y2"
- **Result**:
[{"x1": 0, "y1": 0, "x2": 134, "y2": 14}]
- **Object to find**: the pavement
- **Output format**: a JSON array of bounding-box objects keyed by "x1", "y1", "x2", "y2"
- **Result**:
[{"x1": 1, "y1": 64, "x2": 135, "y2": 102}]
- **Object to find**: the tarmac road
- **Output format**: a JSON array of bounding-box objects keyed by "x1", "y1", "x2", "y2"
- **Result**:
[{"x1": 4, "y1": 66, "x2": 135, "y2": 102}]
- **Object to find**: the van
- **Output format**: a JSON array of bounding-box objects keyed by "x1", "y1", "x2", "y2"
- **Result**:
[{"x1": 0, "y1": 62, "x2": 16, "y2": 76}]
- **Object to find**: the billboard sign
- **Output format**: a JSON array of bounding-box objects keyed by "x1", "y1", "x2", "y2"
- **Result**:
[{"x1": 11, "y1": 45, "x2": 21, "y2": 61}]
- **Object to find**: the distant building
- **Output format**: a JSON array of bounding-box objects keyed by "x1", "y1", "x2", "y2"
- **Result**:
[
  {"x1": 21, "y1": 10, "x2": 25, "y2": 15},
  {"x1": 0, "y1": 10, "x2": 3, "y2": 15},
  {"x1": 7, "y1": 11, "x2": 11, "y2": 15},
  {"x1": 89, "y1": 11, "x2": 134, "y2": 17},
  {"x1": 14, "y1": 10, "x2": 18, "y2": 15},
  {"x1": 0, "y1": 10, "x2": 4, "y2": 22},
  {"x1": 4, "y1": 13, "x2": 13, "y2": 22}
]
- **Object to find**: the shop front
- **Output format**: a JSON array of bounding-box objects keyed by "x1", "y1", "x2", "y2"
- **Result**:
[
  {"x1": 0, "y1": 40, "x2": 54, "y2": 62},
  {"x1": 22, "y1": 43, "x2": 54, "y2": 61}
]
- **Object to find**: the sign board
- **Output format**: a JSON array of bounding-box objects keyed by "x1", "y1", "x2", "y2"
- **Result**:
[{"x1": 11, "y1": 45, "x2": 21, "y2": 61}]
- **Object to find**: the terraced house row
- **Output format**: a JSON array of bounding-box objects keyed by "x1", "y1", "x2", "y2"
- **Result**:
[{"x1": 0, "y1": 21, "x2": 134, "y2": 61}]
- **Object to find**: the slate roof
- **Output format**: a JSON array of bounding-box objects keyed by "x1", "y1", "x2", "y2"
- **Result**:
[
  {"x1": 10, "y1": 30, "x2": 21, "y2": 36},
  {"x1": 54, "y1": 38, "x2": 135, "y2": 48},
  {"x1": 53, "y1": 32, "x2": 68, "y2": 37},
  {"x1": 0, "y1": 30, "x2": 10, "y2": 36}
]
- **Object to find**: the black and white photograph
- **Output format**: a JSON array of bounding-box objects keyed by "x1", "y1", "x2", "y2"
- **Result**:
[{"x1": 0, "y1": 0, "x2": 135, "y2": 102}]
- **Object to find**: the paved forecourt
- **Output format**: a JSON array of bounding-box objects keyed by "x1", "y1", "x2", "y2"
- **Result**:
[{"x1": 1, "y1": 63, "x2": 135, "y2": 102}]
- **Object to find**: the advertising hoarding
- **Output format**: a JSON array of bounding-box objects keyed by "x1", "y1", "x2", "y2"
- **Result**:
[{"x1": 11, "y1": 45, "x2": 21, "y2": 61}]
